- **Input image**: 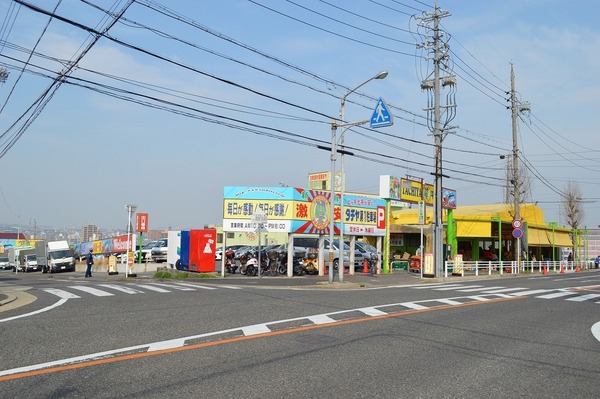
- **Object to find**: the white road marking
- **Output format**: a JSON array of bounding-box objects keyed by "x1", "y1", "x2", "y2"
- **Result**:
[
  {"x1": 400, "y1": 302, "x2": 428, "y2": 310},
  {"x1": 437, "y1": 298, "x2": 462, "y2": 305},
  {"x1": 508, "y1": 289, "x2": 553, "y2": 296},
  {"x1": 97, "y1": 284, "x2": 143, "y2": 294},
  {"x1": 152, "y1": 283, "x2": 195, "y2": 291},
  {"x1": 42, "y1": 288, "x2": 80, "y2": 299},
  {"x1": 565, "y1": 294, "x2": 600, "y2": 302},
  {"x1": 481, "y1": 287, "x2": 527, "y2": 293},
  {"x1": 0, "y1": 299, "x2": 69, "y2": 323},
  {"x1": 133, "y1": 284, "x2": 171, "y2": 293},
  {"x1": 536, "y1": 292, "x2": 576, "y2": 299},
  {"x1": 358, "y1": 307, "x2": 388, "y2": 316},
  {"x1": 308, "y1": 315, "x2": 337, "y2": 324},
  {"x1": 242, "y1": 324, "x2": 271, "y2": 335},
  {"x1": 0, "y1": 293, "x2": 516, "y2": 377},
  {"x1": 592, "y1": 321, "x2": 600, "y2": 343},
  {"x1": 69, "y1": 286, "x2": 114, "y2": 297},
  {"x1": 147, "y1": 338, "x2": 186, "y2": 352}
]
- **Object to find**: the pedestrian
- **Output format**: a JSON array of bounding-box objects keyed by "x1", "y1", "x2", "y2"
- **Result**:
[
  {"x1": 595, "y1": 255, "x2": 600, "y2": 269},
  {"x1": 568, "y1": 252, "x2": 573, "y2": 262},
  {"x1": 85, "y1": 248, "x2": 94, "y2": 278}
]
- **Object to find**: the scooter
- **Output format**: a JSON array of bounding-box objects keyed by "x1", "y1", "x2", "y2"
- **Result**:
[{"x1": 239, "y1": 251, "x2": 259, "y2": 276}]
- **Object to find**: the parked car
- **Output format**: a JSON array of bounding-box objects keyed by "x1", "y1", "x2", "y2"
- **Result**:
[
  {"x1": 24, "y1": 254, "x2": 39, "y2": 272},
  {"x1": 136, "y1": 240, "x2": 157, "y2": 262},
  {"x1": 0, "y1": 255, "x2": 10, "y2": 270},
  {"x1": 151, "y1": 238, "x2": 168, "y2": 263},
  {"x1": 216, "y1": 244, "x2": 247, "y2": 260}
]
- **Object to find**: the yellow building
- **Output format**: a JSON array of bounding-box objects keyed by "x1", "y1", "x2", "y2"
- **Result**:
[{"x1": 388, "y1": 203, "x2": 573, "y2": 262}]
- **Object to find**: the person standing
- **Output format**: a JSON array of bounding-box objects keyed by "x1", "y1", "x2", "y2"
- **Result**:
[{"x1": 85, "y1": 248, "x2": 94, "y2": 278}]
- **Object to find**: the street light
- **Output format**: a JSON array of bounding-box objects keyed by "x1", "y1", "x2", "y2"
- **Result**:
[{"x1": 330, "y1": 70, "x2": 388, "y2": 284}]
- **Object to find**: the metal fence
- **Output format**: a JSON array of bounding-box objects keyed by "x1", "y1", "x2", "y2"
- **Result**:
[{"x1": 443, "y1": 260, "x2": 590, "y2": 278}]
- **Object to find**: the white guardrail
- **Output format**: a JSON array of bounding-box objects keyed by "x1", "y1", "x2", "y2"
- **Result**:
[{"x1": 443, "y1": 260, "x2": 588, "y2": 278}]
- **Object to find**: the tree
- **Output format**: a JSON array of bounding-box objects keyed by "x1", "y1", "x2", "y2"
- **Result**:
[
  {"x1": 562, "y1": 181, "x2": 584, "y2": 230},
  {"x1": 504, "y1": 157, "x2": 533, "y2": 211},
  {"x1": 562, "y1": 181, "x2": 584, "y2": 260}
]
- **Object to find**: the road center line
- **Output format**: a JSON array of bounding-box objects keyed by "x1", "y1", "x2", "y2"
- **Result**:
[{"x1": 0, "y1": 295, "x2": 522, "y2": 381}]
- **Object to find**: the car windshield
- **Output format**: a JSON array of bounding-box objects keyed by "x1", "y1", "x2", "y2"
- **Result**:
[
  {"x1": 143, "y1": 242, "x2": 156, "y2": 249},
  {"x1": 50, "y1": 250, "x2": 71, "y2": 259}
]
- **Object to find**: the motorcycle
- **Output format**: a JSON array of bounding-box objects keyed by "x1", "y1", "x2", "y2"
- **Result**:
[
  {"x1": 302, "y1": 250, "x2": 319, "y2": 275},
  {"x1": 225, "y1": 249, "x2": 238, "y2": 274},
  {"x1": 277, "y1": 254, "x2": 305, "y2": 276}
]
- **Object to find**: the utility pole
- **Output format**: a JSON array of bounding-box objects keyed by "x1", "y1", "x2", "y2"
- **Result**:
[
  {"x1": 417, "y1": 1, "x2": 456, "y2": 277},
  {"x1": 511, "y1": 64, "x2": 520, "y2": 263},
  {"x1": 509, "y1": 64, "x2": 530, "y2": 264}
]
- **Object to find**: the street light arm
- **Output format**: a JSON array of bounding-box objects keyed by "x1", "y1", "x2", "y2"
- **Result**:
[{"x1": 340, "y1": 70, "x2": 388, "y2": 121}]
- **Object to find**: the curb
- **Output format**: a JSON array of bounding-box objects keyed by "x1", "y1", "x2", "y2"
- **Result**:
[{"x1": 0, "y1": 293, "x2": 17, "y2": 307}]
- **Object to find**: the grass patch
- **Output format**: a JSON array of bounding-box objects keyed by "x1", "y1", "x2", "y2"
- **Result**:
[
  {"x1": 154, "y1": 270, "x2": 218, "y2": 279},
  {"x1": 154, "y1": 271, "x2": 173, "y2": 279}
]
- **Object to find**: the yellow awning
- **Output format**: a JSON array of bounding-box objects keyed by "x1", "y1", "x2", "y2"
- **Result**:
[
  {"x1": 527, "y1": 227, "x2": 572, "y2": 247},
  {"x1": 457, "y1": 221, "x2": 490, "y2": 237}
]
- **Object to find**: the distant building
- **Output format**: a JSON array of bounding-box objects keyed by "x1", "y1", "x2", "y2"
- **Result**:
[
  {"x1": 0, "y1": 232, "x2": 26, "y2": 240},
  {"x1": 82, "y1": 224, "x2": 99, "y2": 242}
]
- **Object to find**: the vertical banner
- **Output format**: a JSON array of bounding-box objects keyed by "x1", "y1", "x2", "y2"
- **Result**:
[
  {"x1": 136, "y1": 213, "x2": 149, "y2": 232},
  {"x1": 423, "y1": 252, "x2": 435, "y2": 277}
]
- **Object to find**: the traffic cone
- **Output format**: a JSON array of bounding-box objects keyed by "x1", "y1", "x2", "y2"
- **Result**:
[
  {"x1": 363, "y1": 258, "x2": 369, "y2": 273},
  {"x1": 543, "y1": 265, "x2": 548, "y2": 275},
  {"x1": 560, "y1": 263, "x2": 565, "y2": 273},
  {"x1": 576, "y1": 264, "x2": 580, "y2": 272}
]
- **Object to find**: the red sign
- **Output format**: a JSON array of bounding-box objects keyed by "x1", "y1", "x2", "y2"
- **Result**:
[
  {"x1": 136, "y1": 213, "x2": 149, "y2": 232},
  {"x1": 377, "y1": 206, "x2": 386, "y2": 230}
]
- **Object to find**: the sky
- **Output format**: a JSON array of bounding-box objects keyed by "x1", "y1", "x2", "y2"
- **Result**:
[{"x1": 0, "y1": 0, "x2": 599, "y2": 232}]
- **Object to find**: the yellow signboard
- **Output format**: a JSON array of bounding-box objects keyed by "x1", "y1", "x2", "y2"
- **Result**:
[{"x1": 400, "y1": 179, "x2": 434, "y2": 205}]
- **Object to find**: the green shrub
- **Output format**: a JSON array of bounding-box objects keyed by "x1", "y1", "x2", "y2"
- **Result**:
[{"x1": 154, "y1": 271, "x2": 173, "y2": 279}]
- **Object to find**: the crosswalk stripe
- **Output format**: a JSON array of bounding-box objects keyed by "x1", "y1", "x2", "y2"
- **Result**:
[
  {"x1": 434, "y1": 285, "x2": 475, "y2": 291},
  {"x1": 480, "y1": 287, "x2": 527, "y2": 293},
  {"x1": 97, "y1": 284, "x2": 143, "y2": 294},
  {"x1": 152, "y1": 283, "x2": 195, "y2": 291},
  {"x1": 69, "y1": 286, "x2": 114, "y2": 297},
  {"x1": 509, "y1": 289, "x2": 553, "y2": 296},
  {"x1": 566, "y1": 294, "x2": 600, "y2": 302},
  {"x1": 536, "y1": 292, "x2": 577, "y2": 299},
  {"x1": 458, "y1": 286, "x2": 505, "y2": 292},
  {"x1": 411, "y1": 283, "x2": 453, "y2": 289},
  {"x1": 42, "y1": 288, "x2": 80, "y2": 299},
  {"x1": 195, "y1": 285, "x2": 218, "y2": 290},
  {"x1": 133, "y1": 284, "x2": 170, "y2": 293}
]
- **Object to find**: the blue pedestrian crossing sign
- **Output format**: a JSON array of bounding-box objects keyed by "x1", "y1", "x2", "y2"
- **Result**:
[{"x1": 370, "y1": 97, "x2": 393, "y2": 128}]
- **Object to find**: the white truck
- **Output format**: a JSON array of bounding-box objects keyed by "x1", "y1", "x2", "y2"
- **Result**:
[
  {"x1": 36, "y1": 240, "x2": 76, "y2": 274},
  {"x1": 8, "y1": 246, "x2": 37, "y2": 272}
]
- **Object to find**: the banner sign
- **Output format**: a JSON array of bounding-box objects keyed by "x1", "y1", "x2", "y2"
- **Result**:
[{"x1": 223, "y1": 186, "x2": 386, "y2": 236}]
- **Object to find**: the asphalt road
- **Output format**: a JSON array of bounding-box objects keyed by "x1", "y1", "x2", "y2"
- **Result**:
[{"x1": 1, "y1": 269, "x2": 599, "y2": 398}]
